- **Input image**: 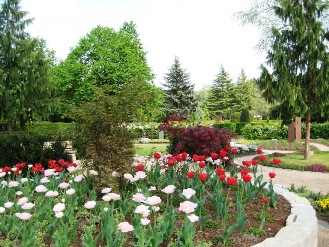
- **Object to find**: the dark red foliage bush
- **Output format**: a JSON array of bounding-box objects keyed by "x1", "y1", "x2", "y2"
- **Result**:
[
  {"x1": 305, "y1": 164, "x2": 328, "y2": 173},
  {"x1": 175, "y1": 126, "x2": 236, "y2": 156},
  {"x1": 158, "y1": 114, "x2": 236, "y2": 156}
]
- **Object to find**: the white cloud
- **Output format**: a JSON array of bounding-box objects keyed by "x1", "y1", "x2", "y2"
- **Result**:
[{"x1": 20, "y1": 0, "x2": 267, "y2": 90}]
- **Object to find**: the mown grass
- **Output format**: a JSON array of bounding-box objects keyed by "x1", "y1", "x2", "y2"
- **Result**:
[
  {"x1": 273, "y1": 152, "x2": 329, "y2": 171},
  {"x1": 134, "y1": 143, "x2": 168, "y2": 156}
]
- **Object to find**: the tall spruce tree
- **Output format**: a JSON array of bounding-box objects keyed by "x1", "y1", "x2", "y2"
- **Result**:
[
  {"x1": 0, "y1": 0, "x2": 55, "y2": 131},
  {"x1": 207, "y1": 65, "x2": 234, "y2": 120},
  {"x1": 235, "y1": 69, "x2": 256, "y2": 112},
  {"x1": 162, "y1": 56, "x2": 197, "y2": 117},
  {"x1": 258, "y1": 0, "x2": 329, "y2": 159}
]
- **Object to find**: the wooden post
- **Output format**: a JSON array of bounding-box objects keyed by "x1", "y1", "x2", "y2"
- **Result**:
[
  {"x1": 288, "y1": 119, "x2": 295, "y2": 143},
  {"x1": 295, "y1": 117, "x2": 302, "y2": 141}
]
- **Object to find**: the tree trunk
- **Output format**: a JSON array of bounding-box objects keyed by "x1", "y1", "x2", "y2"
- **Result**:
[
  {"x1": 7, "y1": 119, "x2": 13, "y2": 132},
  {"x1": 304, "y1": 111, "x2": 311, "y2": 160}
]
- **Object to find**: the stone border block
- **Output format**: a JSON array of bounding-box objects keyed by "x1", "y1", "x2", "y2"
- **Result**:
[{"x1": 252, "y1": 185, "x2": 318, "y2": 247}]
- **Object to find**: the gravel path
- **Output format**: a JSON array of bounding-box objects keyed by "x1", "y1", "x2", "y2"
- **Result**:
[{"x1": 234, "y1": 142, "x2": 329, "y2": 194}]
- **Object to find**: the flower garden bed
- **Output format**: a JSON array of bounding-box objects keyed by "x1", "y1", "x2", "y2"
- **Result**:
[{"x1": 0, "y1": 148, "x2": 293, "y2": 246}]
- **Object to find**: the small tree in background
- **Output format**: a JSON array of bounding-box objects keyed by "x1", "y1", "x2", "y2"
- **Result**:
[
  {"x1": 207, "y1": 65, "x2": 235, "y2": 120},
  {"x1": 162, "y1": 56, "x2": 198, "y2": 118},
  {"x1": 240, "y1": 108, "x2": 251, "y2": 123}
]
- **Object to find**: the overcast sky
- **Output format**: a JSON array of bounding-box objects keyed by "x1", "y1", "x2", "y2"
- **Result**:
[{"x1": 20, "y1": 0, "x2": 267, "y2": 90}]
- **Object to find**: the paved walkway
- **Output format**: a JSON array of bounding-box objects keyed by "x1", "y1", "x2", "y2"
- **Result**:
[{"x1": 234, "y1": 142, "x2": 329, "y2": 247}]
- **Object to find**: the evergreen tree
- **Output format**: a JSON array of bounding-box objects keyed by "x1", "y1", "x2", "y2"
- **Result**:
[
  {"x1": 162, "y1": 56, "x2": 197, "y2": 117},
  {"x1": 258, "y1": 0, "x2": 329, "y2": 159},
  {"x1": 207, "y1": 65, "x2": 234, "y2": 120},
  {"x1": 235, "y1": 69, "x2": 256, "y2": 112},
  {"x1": 0, "y1": 0, "x2": 55, "y2": 131}
]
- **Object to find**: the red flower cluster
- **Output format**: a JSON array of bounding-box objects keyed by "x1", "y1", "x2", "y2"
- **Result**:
[
  {"x1": 31, "y1": 163, "x2": 45, "y2": 173},
  {"x1": 240, "y1": 169, "x2": 252, "y2": 182},
  {"x1": 48, "y1": 159, "x2": 77, "y2": 172}
]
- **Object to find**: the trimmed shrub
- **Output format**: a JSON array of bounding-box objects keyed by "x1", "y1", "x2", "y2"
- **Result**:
[
  {"x1": 213, "y1": 122, "x2": 236, "y2": 132},
  {"x1": 242, "y1": 123, "x2": 288, "y2": 140}
]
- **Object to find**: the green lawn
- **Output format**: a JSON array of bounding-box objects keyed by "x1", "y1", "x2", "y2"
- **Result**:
[
  {"x1": 276, "y1": 152, "x2": 329, "y2": 170},
  {"x1": 134, "y1": 143, "x2": 168, "y2": 156}
]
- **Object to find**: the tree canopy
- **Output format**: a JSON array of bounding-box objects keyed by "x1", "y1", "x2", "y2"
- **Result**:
[
  {"x1": 0, "y1": 0, "x2": 56, "y2": 131},
  {"x1": 54, "y1": 22, "x2": 154, "y2": 106}
]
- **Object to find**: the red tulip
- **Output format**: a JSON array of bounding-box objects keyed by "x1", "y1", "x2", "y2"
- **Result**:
[
  {"x1": 216, "y1": 167, "x2": 225, "y2": 175},
  {"x1": 242, "y1": 174, "x2": 252, "y2": 183},
  {"x1": 224, "y1": 145, "x2": 231, "y2": 151},
  {"x1": 193, "y1": 154, "x2": 199, "y2": 162},
  {"x1": 210, "y1": 152, "x2": 219, "y2": 160},
  {"x1": 227, "y1": 176, "x2": 237, "y2": 186},
  {"x1": 181, "y1": 152, "x2": 188, "y2": 159},
  {"x1": 168, "y1": 157, "x2": 175, "y2": 166},
  {"x1": 219, "y1": 149, "x2": 227, "y2": 158},
  {"x1": 199, "y1": 172, "x2": 208, "y2": 182},
  {"x1": 219, "y1": 174, "x2": 226, "y2": 181},
  {"x1": 198, "y1": 161, "x2": 206, "y2": 169},
  {"x1": 154, "y1": 152, "x2": 161, "y2": 160},
  {"x1": 187, "y1": 171, "x2": 195, "y2": 178},
  {"x1": 252, "y1": 160, "x2": 258, "y2": 166},
  {"x1": 259, "y1": 155, "x2": 267, "y2": 162},
  {"x1": 269, "y1": 172, "x2": 276, "y2": 178},
  {"x1": 257, "y1": 148, "x2": 263, "y2": 154},
  {"x1": 242, "y1": 160, "x2": 252, "y2": 167},
  {"x1": 273, "y1": 158, "x2": 281, "y2": 165},
  {"x1": 262, "y1": 198, "x2": 269, "y2": 204},
  {"x1": 240, "y1": 169, "x2": 248, "y2": 177},
  {"x1": 198, "y1": 155, "x2": 206, "y2": 161},
  {"x1": 175, "y1": 155, "x2": 183, "y2": 162},
  {"x1": 136, "y1": 163, "x2": 144, "y2": 171},
  {"x1": 231, "y1": 147, "x2": 239, "y2": 154}
]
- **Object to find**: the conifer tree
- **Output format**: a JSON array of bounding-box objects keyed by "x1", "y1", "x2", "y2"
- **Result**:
[
  {"x1": 258, "y1": 0, "x2": 329, "y2": 159},
  {"x1": 0, "y1": 0, "x2": 55, "y2": 131},
  {"x1": 207, "y1": 65, "x2": 234, "y2": 120},
  {"x1": 162, "y1": 56, "x2": 197, "y2": 117}
]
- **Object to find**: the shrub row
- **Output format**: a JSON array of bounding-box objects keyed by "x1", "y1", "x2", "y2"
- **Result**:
[
  {"x1": 26, "y1": 122, "x2": 74, "y2": 140},
  {"x1": 0, "y1": 132, "x2": 72, "y2": 168},
  {"x1": 241, "y1": 122, "x2": 329, "y2": 140}
]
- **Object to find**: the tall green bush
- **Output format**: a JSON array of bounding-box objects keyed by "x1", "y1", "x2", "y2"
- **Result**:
[{"x1": 71, "y1": 81, "x2": 154, "y2": 189}]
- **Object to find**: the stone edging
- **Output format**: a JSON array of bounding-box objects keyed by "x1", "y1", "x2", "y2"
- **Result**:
[{"x1": 252, "y1": 184, "x2": 318, "y2": 247}]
